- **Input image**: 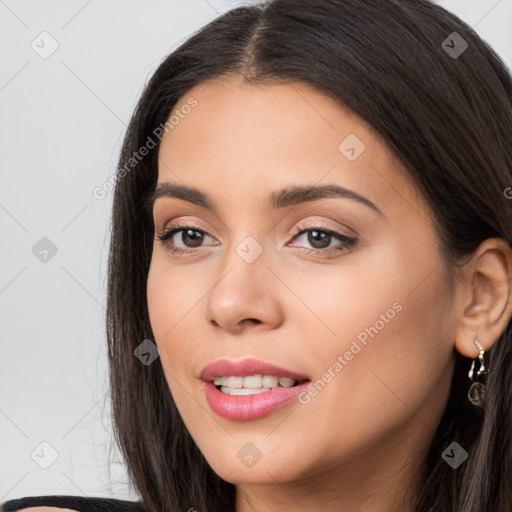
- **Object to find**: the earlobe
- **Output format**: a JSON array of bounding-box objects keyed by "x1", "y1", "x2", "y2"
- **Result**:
[{"x1": 453, "y1": 238, "x2": 512, "y2": 359}]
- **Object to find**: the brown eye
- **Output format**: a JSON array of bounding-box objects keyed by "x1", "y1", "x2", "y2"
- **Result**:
[
  {"x1": 289, "y1": 222, "x2": 357, "y2": 255},
  {"x1": 175, "y1": 228, "x2": 204, "y2": 247},
  {"x1": 155, "y1": 222, "x2": 217, "y2": 254},
  {"x1": 305, "y1": 230, "x2": 332, "y2": 249}
]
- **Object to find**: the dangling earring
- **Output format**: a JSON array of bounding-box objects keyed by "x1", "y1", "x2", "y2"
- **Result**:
[{"x1": 467, "y1": 339, "x2": 487, "y2": 408}]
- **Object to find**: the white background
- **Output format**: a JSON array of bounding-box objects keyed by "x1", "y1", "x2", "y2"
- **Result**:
[{"x1": 1, "y1": 0, "x2": 511, "y2": 502}]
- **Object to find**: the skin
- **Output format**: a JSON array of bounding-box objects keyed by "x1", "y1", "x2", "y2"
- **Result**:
[{"x1": 145, "y1": 76, "x2": 512, "y2": 512}]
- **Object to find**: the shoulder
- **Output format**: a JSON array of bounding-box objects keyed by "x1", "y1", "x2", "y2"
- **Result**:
[
  {"x1": 8, "y1": 508, "x2": 78, "y2": 512},
  {"x1": 1, "y1": 495, "x2": 146, "y2": 512}
]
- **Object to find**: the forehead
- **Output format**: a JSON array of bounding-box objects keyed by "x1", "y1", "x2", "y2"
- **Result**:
[{"x1": 157, "y1": 77, "x2": 428, "y2": 220}]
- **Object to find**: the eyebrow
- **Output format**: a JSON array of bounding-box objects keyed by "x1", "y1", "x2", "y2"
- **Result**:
[{"x1": 145, "y1": 182, "x2": 384, "y2": 217}]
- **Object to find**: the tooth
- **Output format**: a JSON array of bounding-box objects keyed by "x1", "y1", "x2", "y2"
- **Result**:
[
  {"x1": 221, "y1": 386, "x2": 271, "y2": 395},
  {"x1": 262, "y1": 375, "x2": 279, "y2": 388},
  {"x1": 278, "y1": 377, "x2": 296, "y2": 387},
  {"x1": 213, "y1": 375, "x2": 298, "y2": 389},
  {"x1": 243, "y1": 375, "x2": 263, "y2": 388},
  {"x1": 226, "y1": 376, "x2": 244, "y2": 388}
]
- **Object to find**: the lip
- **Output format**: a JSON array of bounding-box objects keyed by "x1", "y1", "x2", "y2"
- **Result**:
[
  {"x1": 201, "y1": 380, "x2": 312, "y2": 420},
  {"x1": 199, "y1": 358, "x2": 311, "y2": 420},
  {"x1": 199, "y1": 357, "x2": 310, "y2": 382}
]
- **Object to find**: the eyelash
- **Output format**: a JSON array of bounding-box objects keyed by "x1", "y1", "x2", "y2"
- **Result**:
[{"x1": 155, "y1": 220, "x2": 357, "y2": 256}]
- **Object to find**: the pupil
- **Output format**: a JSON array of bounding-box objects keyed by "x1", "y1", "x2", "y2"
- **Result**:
[
  {"x1": 183, "y1": 229, "x2": 203, "y2": 247},
  {"x1": 309, "y1": 230, "x2": 330, "y2": 249}
]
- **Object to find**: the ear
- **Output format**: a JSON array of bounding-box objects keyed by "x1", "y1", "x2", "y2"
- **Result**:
[{"x1": 453, "y1": 238, "x2": 512, "y2": 358}]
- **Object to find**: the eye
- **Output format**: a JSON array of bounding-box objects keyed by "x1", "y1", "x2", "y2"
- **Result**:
[
  {"x1": 155, "y1": 220, "x2": 357, "y2": 256},
  {"x1": 155, "y1": 221, "x2": 217, "y2": 254},
  {"x1": 288, "y1": 221, "x2": 357, "y2": 255}
]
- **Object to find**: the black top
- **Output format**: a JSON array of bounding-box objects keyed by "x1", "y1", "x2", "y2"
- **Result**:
[{"x1": 0, "y1": 495, "x2": 147, "y2": 512}]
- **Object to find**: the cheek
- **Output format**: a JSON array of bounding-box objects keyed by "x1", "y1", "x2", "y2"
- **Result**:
[
  {"x1": 279, "y1": 243, "x2": 409, "y2": 356},
  {"x1": 147, "y1": 250, "x2": 209, "y2": 330},
  {"x1": 146, "y1": 257, "x2": 200, "y2": 375},
  {"x1": 300, "y1": 245, "x2": 455, "y2": 441},
  {"x1": 147, "y1": 258, "x2": 208, "y2": 427}
]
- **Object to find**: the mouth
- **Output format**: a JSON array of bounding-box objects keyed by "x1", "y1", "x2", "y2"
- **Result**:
[
  {"x1": 211, "y1": 375, "x2": 310, "y2": 395},
  {"x1": 201, "y1": 375, "x2": 312, "y2": 421},
  {"x1": 200, "y1": 357, "x2": 311, "y2": 396}
]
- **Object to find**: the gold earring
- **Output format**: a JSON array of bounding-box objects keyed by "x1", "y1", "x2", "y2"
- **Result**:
[{"x1": 467, "y1": 339, "x2": 487, "y2": 408}]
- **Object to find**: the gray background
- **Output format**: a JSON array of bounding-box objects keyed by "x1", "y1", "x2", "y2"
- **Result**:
[{"x1": 1, "y1": 0, "x2": 511, "y2": 502}]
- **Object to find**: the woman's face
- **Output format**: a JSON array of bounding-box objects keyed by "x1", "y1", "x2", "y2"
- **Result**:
[{"x1": 147, "y1": 76, "x2": 459, "y2": 491}]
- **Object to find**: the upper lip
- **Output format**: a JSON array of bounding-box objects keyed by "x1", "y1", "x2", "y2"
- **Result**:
[{"x1": 200, "y1": 358, "x2": 311, "y2": 382}]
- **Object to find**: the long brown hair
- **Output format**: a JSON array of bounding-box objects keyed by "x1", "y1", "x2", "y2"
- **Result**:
[{"x1": 106, "y1": 1, "x2": 512, "y2": 510}]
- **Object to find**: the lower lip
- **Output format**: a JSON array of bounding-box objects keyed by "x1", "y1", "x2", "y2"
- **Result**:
[{"x1": 201, "y1": 380, "x2": 311, "y2": 420}]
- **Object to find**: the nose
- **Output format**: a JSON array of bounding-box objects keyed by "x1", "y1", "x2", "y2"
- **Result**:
[{"x1": 204, "y1": 240, "x2": 284, "y2": 334}]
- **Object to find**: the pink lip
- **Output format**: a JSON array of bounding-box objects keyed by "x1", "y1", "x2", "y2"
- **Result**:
[
  {"x1": 201, "y1": 381, "x2": 311, "y2": 420},
  {"x1": 199, "y1": 358, "x2": 311, "y2": 420},
  {"x1": 199, "y1": 357, "x2": 310, "y2": 382}
]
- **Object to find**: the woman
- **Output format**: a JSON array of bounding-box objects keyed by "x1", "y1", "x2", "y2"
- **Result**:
[{"x1": 3, "y1": 0, "x2": 511, "y2": 511}]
